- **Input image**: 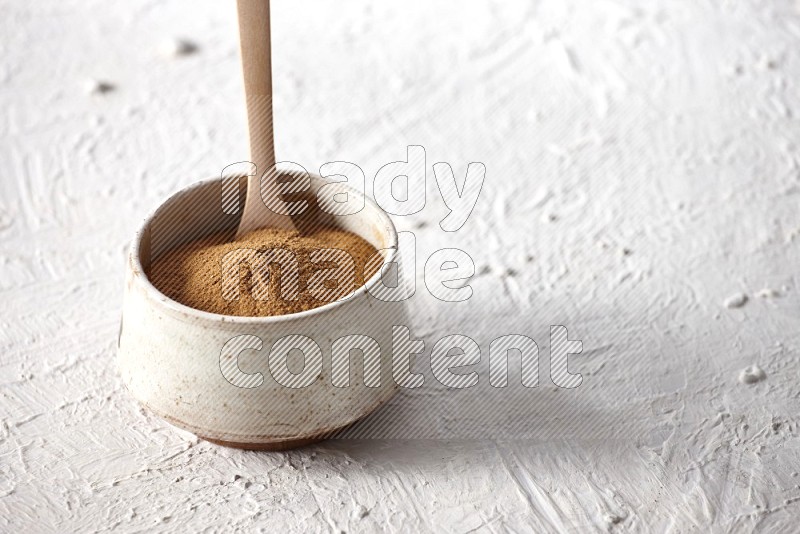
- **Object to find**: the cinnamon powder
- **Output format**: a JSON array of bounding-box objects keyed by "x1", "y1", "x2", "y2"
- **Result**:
[{"x1": 149, "y1": 227, "x2": 381, "y2": 317}]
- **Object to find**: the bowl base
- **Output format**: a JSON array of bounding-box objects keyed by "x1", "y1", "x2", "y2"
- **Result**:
[{"x1": 200, "y1": 434, "x2": 330, "y2": 451}]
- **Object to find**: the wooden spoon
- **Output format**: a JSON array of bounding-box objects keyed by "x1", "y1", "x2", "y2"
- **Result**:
[{"x1": 235, "y1": 0, "x2": 296, "y2": 237}]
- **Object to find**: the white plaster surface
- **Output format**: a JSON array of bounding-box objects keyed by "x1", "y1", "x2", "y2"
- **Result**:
[{"x1": 3, "y1": 0, "x2": 800, "y2": 531}]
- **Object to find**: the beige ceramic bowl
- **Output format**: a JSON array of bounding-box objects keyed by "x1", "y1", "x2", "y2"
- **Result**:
[{"x1": 118, "y1": 175, "x2": 408, "y2": 450}]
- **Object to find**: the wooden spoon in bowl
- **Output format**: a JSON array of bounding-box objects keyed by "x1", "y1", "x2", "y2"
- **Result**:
[{"x1": 235, "y1": 0, "x2": 296, "y2": 237}]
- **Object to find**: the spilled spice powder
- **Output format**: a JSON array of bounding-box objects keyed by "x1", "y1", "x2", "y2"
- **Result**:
[{"x1": 149, "y1": 227, "x2": 381, "y2": 317}]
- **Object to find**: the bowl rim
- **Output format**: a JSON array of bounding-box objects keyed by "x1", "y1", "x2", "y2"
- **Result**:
[{"x1": 128, "y1": 174, "x2": 400, "y2": 325}]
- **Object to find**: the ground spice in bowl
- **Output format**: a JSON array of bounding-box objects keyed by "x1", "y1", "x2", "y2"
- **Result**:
[{"x1": 149, "y1": 227, "x2": 381, "y2": 317}]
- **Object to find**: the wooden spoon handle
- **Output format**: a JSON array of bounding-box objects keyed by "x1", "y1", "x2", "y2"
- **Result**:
[{"x1": 235, "y1": 0, "x2": 295, "y2": 235}]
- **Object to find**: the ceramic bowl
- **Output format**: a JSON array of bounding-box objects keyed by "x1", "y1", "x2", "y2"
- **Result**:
[{"x1": 118, "y1": 174, "x2": 408, "y2": 449}]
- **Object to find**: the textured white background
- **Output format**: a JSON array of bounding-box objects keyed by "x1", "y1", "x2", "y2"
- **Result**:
[{"x1": 3, "y1": 0, "x2": 800, "y2": 531}]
